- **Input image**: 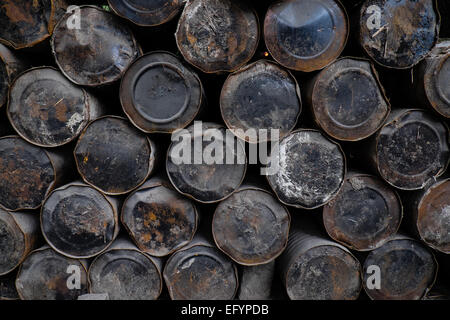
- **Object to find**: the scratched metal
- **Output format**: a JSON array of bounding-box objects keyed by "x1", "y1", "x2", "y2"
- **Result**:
[
  {"x1": 175, "y1": 0, "x2": 259, "y2": 73},
  {"x1": 51, "y1": 5, "x2": 140, "y2": 86},
  {"x1": 359, "y1": 0, "x2": 439, "y2": 69},
  {"x1": 108, "y1": 0, "x2": 183, "y2": 26}
]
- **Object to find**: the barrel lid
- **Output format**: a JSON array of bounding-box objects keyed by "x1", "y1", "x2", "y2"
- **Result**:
[
  {"x1": 120, "y1": 52, "x2": 202, "y2": 133},
  {"x1": 108, "y1": 0, "x2": 183, "y2": 27},
  {"x1": 0, "y1": 209, "x2": 26, "y2": 275},
  {"x1": 266, "y1": 129, "x2": 346, "y2": 209},
  {"x1": 41, "y1": 183, "x2": 118, "y2": 259},
  {"x1": 175, "y1": 0, "x2": 259, "y2": 73},
  {"x1": 264, "y1": 0, "x2": 348, "y2": 72},
  {"x1": 51, "y1": 5, "x2": 140, "y2": 87},
  {"x1": 8, "y1": 67, "x2": 90, "y2": 147},
  {"x1": 0, "y1": 136, "x2": 55, "y2": 211}
]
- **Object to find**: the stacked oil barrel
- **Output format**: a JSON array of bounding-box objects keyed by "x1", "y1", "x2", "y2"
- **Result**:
[{"x1": 0, "y1": 0, "x2": 449, "y2": 301}]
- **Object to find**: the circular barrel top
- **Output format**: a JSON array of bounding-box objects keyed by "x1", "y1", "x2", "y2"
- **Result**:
[
  {"x1": 8, "y1": 67, "x2": 90, "y2": 147},
  {"x1": 264, "y1": 0, "x2": 348, "y2": 72},
  {"x1": 51, "y1": 6, "x2": 140, "y2": 86}
]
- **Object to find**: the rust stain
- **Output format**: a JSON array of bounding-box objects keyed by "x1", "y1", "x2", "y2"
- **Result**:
[{"x1": 1, "y1": 1, "x2": 35, "y2": 25}]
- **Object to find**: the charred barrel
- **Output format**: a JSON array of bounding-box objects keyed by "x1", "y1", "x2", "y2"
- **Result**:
[
  {"x1": 0, "y1": 136, "x2": 70, "y2": 211},
  {"x1": 166, "y1": 122, "x2": 247, "y2": 203},
  {"x1": 122, "y1": 177, "x2": 199, "y2": 257},
  {"x1": 74, "y1": 116, "x2": 157, "y2": 195},
  {"x1": 0, "y1": 209, "x2": 39, "y2": 276},
  {"x1": 358, "y1": 0, "x2": 439, "y2": 69},
  {"x1": 212, "y1": 185, "x2": 290, "y2": 266},
  {"x1": 163, "y1": 236, "x2": 239, "y2": 300},
  {"x1": 0, "y1": 44, "x2": 27, "y2": 108},
  {"x1": 414, "y1": 41, "x2": 450, "y2": 118},
  {"x1": 15, "y1": 246, "x2": 88, "y2": 300},
  {"x1": 238, "y1": 261, "x2": 275, "y2": 300},
  {"x1": 0, "y1": 0, "x2": 67, "y2": 49},
  {"x1": 279, "y1": 218, "x2": 362, "y2": 300},
  {"x1": 51, "y1": 5, "x2": 140, "y2": 87},
  {"x1": 266, "y1": 129, "x2": 346, "y2": 209},
  {"x1": 175, "y1": 0, "x2": 259, "y2": 73},
  {"x1": 306, "y1": 58, "x2": 390, "y2": 141},
  {"x1": 371, "y1": 109, "x2": 449, "y2": 190},
  {"x1": 264, "y1": 0, "x2": 348, "y2": 72},
  {"x1": 405, "y1": 178, "x2": 450, "y2": 254},
  {"x1": 88, "y1": 238, "x2": 163, "y2": 300},
  {"x1": 220, "y1": 60, "x2": 302, "y2": 143},
  {"x1": 323, "y1": 172, "x2": 402, "y2": 251},
  {"x1": 120, "y1": 51, "x2": 204, "y2": 134},
  {"x1": 7, "y1": 67, "x2": 104, "y2": 147},
  {"x1": 108, "y1": 0, "x2": 183, "y2": 27},
  {"x1": 41, "y1": 182, "x2": 120, "y2": 259},
  {"x1": 362, "y1": 235, "x2": 437, "y2": 300}
]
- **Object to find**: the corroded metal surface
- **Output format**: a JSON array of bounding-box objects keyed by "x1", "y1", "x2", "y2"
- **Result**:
[
  {"x1": 0, "y1": 0, "x2": 67, "y2": 49},
  {"x1": 108, "y1": 0, "x2": 183, "y2": 27},
  {"x1": 212, "y1": 185, "x2": 290, "y2": 265},
  {"x1": 175, "y1": 0, "x2": 259, "y2": 73},
  {"x1": 8, "y1": 67, "x2": 104, "y2": 147},
  {"x1": 0, "y1": 136, "x2": 66, "y2": 211},
  {"x1": 88, "y1": 238, "x2": 163, "y2": 300},
  {"x1": 122, "y1": 177, "x2": 199, "y2": 257},
  {"x1": 374, "y1": 109, "x2": 449, "y2": 190},
  {"x1": 163, "y1": 237, "x2": 239, "y2": 300},
  {"x1": 266, "y1": 129, "x2": 346, "y2": 209},
  {"x1": 238, "y1": 261, "x2": 275, "y2": 300},
  {"x1": 166, "y1": 122, "x2": 247, "y2": 203},
  {"x1": 120, "y1": 51, "x2": 204, "y2": 133},
  {"x1": 323, "y1": 172, "x2": 402, "y2": 251},
  {"x1": 264, "y1": 0, "x2": 348, "y2": 72},
  {"x1": 307, "y1": 58, "x2": 390, "y2": 141},
  {"x1": 0, "y1": 44, "x2": 27, "y2": 108},
  {"x1": 220, "y1": 60, "x2": 301, "y2": 143},
  {"x1": 15, "y1": 246, "x2": 88, "y2": 300},
  {"x1": 279, "y1": 219, "x2": 362, "y2": 300},
  {"x1": 414, "y1": 40, "x2": 450, "y2": 118},
  {"x1": 362, "y1": 236, "x2": 437, "y2": 300},
  {"x1": 0, "y1": 209, "x2": 39, "y2": 276},
  {"x1": 74, "y1": 116, "x2": 156, "y2": 195},
  {"x1": 359, "y1": 0, "x2": 439, "y2": 69},
  {"x1": 51, "y1": 5, "x2": 140, "y2": 86},
  {"x1": 41, "y1": 182, "x2": 119, "y2": 258}
]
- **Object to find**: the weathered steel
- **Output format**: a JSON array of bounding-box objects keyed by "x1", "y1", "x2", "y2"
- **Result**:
[
  {"x1": 264, "y1": 0, "x2": 348, "y2": 72},
  {"x1": 220, "y1": 60, "x2": 302, "y2": 143},
  {"x1": 266, "y1": 129, "x2": 346, "y2": 209},
  {"x1": 359, "y1": 0, "x2": 439, "y2": 69},
  {"x1": 120, "y1": 51, "x2": 204, "y2": 134},
  {"x1": 0, "y1": 0, "x2": 67, "y2": 49},
  {"x1": 323, "y1": 172, "x2": 402, "y2": 251},
  {"x1": 372, "y1": 109, "x2": 449, "y2": 190},
  {"x1": 166, "y1": 122, "x2": 247, "y2": 203},
  {"x1": 238, "y1": 261, "x2": 275, "y2": 300},
  {"x1": 122, "y1": 177, "x2": 199, "y2": 257},
  {"x1": 175, "y1": 0, "x2": 259, "y2": 73},
  {"x1": 212, "y1": 185, "x2": 290, "y2": 266},
  {"x1": 51, "y1": 5, "x2": 140, "y2": 87},
  {"x1": 88, "y1": 238, "x2": 163, "y2": 300},
  {"x1": 0, "y1": 209, "x2": 39, "y2": 276},
  {"x1": 41, "y1": 182, "x2": 120, "y2": 259},
  {"x1": 414, "y1": 40, "x2": 450, "y2": 118},
  {"x1": 0, "y1": 136, "x2": 70, "y2": 211},
  {"x1": 0, "y1": 44, "x2": 27, "y2": 108},
  {"x1": 163, "y1": 236, "x2": 239, "y2": 300},
  {"x1": 0, "y1": 271, "x2": 19, "y2": 300},
  {"x1": 8, "y1": 67, "x2": 104, "y2": 147},
  {"x1": 16, "y1": 246, "x2": 88, "y2": 300},
  {"x1": 74, "y1": 116, "x2": 157, "y2": 195},
  {"x1": 362, "y1": 235, "x2": 437, "y2": 300},
  {"x1": 306, "y1": 58, "x2": 390, "y2": 141},
  {"x1": 279, "y1": 218, "x2": 362, "y2": 300},
  {"x1": 108, "y1": 0, "x2": 183, "y2": 27}
]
